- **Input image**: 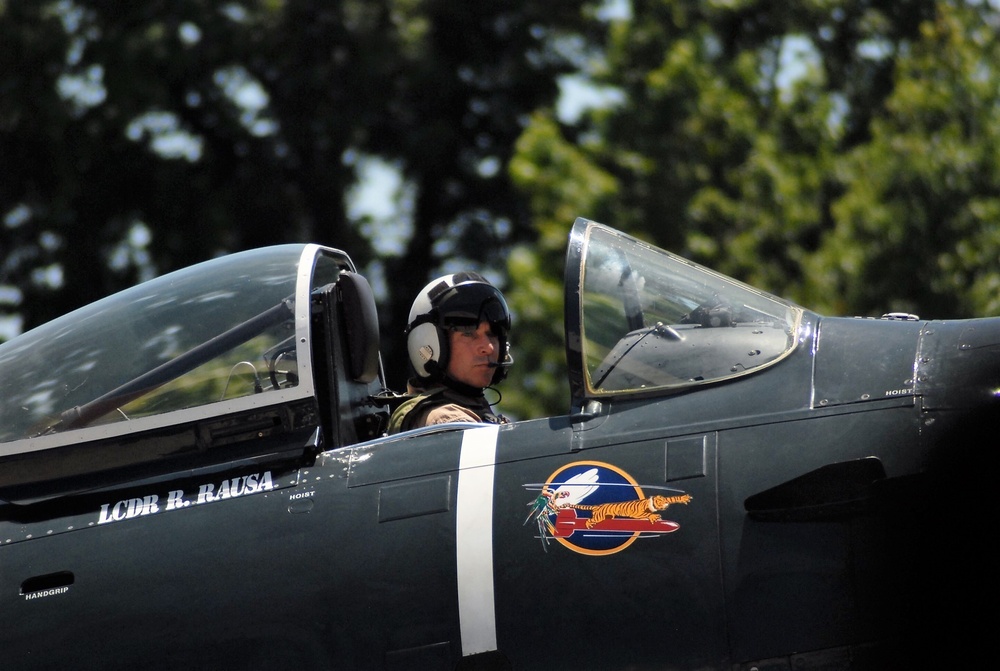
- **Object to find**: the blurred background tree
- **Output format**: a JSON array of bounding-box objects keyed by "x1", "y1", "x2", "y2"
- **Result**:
[{"x1": 3, "y1": 0, "x2": 999, "y2": 421}]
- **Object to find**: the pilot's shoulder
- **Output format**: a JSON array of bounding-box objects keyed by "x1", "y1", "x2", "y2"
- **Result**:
[
  {"x1": 387, "y1": 385, "x2": 449, "y2": 432},
  {"x1": 424, "y1": 403, "x2": 481, "y2": 426}
]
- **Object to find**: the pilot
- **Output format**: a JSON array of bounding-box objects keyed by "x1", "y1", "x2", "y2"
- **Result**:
[{"x1": 387, "y1": 271, "x2": 512, "y2": 433}]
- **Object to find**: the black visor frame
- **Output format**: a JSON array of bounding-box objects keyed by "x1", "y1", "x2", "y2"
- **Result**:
[{"x1": 433, "y1": 282, "x2": 511, "y2": 334}]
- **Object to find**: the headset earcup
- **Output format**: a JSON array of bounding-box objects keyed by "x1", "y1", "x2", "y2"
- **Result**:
[{"x1": 407, "y1": 322, "x2": 445, "y2": 379}]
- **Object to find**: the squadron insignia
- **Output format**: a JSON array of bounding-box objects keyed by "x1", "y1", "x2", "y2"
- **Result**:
[{"x1": 524, "y1": 461, "x2": 691, "y2": 556}]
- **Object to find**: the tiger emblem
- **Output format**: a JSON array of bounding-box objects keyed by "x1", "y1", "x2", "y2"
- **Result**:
[{"x1": 572, "y1": 494, "x2": 692, "y2": 529}]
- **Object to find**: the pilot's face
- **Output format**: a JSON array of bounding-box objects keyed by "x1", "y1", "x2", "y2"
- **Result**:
[{"x1": 447, "y1": 321, "x2": 500, "y2": 389}]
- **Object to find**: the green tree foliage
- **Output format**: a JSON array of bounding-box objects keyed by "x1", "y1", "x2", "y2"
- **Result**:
[
  {"x1": 503, "y1": 111, "x2": 618, "y2": 417},
  {"x1": 1, "y1": 1, "x2": 377, "y2": 330},
  {"x1": 578, "y1": 0, "x2": 945, "y2": 284},
  {"x1": 817, "y1": 2, "x2": 1000, "y2": 318}
]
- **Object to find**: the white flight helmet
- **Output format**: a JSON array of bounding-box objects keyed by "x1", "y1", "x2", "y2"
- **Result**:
[{"x1": 405, "y1": 271, "x2": 512, "y2": 386}]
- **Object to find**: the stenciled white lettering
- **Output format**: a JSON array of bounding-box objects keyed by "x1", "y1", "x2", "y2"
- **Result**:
[
  {"x1": 197, "y1": 483, "x2": 216, "y2": 504},
  {"x1": 98, "y1": 470, "x2": 276, "y2": 525},
  {"x1": 24, "y1": 587, "x2": 70, "y2": 600},
  {"x1": 258, "y1": 471, "x2": 274, "y2": 492},
  {"x1": 98, "y1": 495, "x2": 158, "y2": 525},
  {"x1": 165, "y1": 489, "x2": 186, "y2": 511}
]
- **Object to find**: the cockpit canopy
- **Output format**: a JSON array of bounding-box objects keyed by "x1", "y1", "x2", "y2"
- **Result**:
[
  {"x1": 0, "y1": 244, "x2": 350, "y2": 450},
  {"x1": 565, "y1": 220, "x2": 802, "y2": 401}
]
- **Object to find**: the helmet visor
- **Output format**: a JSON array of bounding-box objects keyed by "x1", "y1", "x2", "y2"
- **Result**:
[{"x1": 434, "y1": 282, "x2": 511, "y2": 333}]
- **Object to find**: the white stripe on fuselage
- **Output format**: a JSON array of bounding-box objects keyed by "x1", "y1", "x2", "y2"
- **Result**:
[{"x1": 456, "y1": 424, "x2": 499, "y2": 656}]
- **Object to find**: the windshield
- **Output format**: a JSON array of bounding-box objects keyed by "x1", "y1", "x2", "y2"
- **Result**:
[
  {"x1": 567, "y1": 220, "x2": 802, "y2": 397},
  {"x1": 0, "y1": 245, "x2": 344, "y2": 449}
]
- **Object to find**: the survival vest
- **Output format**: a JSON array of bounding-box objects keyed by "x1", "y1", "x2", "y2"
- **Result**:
[{"x1": 387, "y1": 385, "x2": 507, "y2": 434}]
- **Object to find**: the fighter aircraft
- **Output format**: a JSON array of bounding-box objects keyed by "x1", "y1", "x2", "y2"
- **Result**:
[{"x1": 0, "y1": 218, "x2": 993, "y2": 670}]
